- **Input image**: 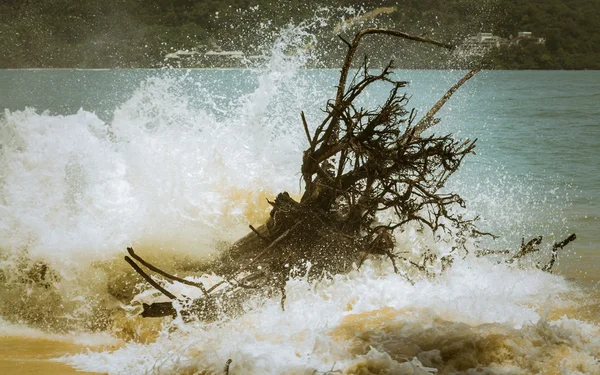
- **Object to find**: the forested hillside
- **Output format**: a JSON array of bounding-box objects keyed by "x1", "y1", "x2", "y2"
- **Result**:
[
  {"x1": 490, "y1": 0, "x2": 600, "y2": 69},
  {"x1": 1, "y1": 0, "x2": 598, "y2": 69}
]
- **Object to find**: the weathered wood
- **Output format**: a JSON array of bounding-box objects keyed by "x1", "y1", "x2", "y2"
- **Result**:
[
  {"x1": 124, "y1": 256, "x2": 176, "y2": 299},
  {"x1": 542, "y1": 233, "x2": 576, "y2": 272},
  {"x1": 127, "y1": 247, "x2": 208, "y2": 295},
  {"x1": 476, "y1": 233, "x2": 577, "y2": 272}
]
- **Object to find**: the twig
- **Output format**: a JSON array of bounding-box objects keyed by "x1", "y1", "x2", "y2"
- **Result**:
[
  {"x1": 243, "y1": 219, "x2": 304, "y2": 271},
  {"x1": 471, "y1": 228, "x2": 499, "y2": 239},
  {"x1": 553, "y1": 233, "x2": 576, "y2": 251},
  {"x1": 542, "y1": 233, "x2": 576, "y2": 272},
  {"x1": 336, "y1": 28, "x2": 454, "y2": 108},
  {"x1": 124, "y1": 256, "x2": 177, "y2": 300},
  {"x1": 337, "y1": 34, "x2": 352, "y2": 48},
  {"x1": 326, "y1": 28, "x2": 455, "y2": 147},
  {"x1": 224, "y1": 359, "x2": 232, "y2": 375},
  {"x1": 206, "y1": 280, "x2": 227, "y2": 294},
  {"x1": 127, "y1": 247, "x2": 208, "y2": 295},
  {"x1": 514, "y1": 236, "x2": 543, "y2": 260},
  {"x1": 413, "y1": 69, "x2": 480, "y2": 137},
  {"x1": 249, "y1": 225, "x2": 270, "y2": 243},
  {"x1": 280, "y1": 282, "x2": 286, "y2": 312},
  {"x1": 476, "y1": 249, "x2": 510, "y2": 257},
  {"x1": 301, "y1": 111, "x2": 315, "y2": 151}
]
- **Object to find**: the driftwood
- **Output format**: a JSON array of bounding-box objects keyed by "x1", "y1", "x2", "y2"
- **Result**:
[
  {"x1": 124, "y1": 28, "x2": 576, "y2": 320},
  {"x1": 541, "y1": 233, "x2": 577, "y2": 271},
  {"x1": 475, "y1": 233, "x2": 576, "y2": 272}
]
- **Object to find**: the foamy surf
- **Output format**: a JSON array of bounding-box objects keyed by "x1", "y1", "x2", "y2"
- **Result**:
[{"x1": 60, "y1": 259, "x2": 599, "y2": 374}]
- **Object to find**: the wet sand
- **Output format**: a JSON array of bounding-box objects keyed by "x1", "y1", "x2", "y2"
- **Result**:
[{"x1": 0, "y1": 336, "x2": 106, "y2": 375}]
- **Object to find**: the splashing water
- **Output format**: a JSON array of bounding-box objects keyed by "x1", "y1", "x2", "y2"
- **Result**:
[
  {"x1": 61, "y1": 259, "x2": 600, "y2": 374},
  {"x1": 1, "y1": 22, "x2": 599, "y2": 375}
]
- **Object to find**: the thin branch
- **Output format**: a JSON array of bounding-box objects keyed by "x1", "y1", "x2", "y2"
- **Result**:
[
  {"x1": 542, "y1": 233, "x2": 577, "y2": 272},
  {"x1": 476, "y1": 249, "x2": 510, "y2": 257},
  {"x1": 337, "y1": 28, "x2": 454, "y2": 110},
  {"x1": 280, "y1": 282, "x2": 286, "y2": 311},
  {"x1": 301, "y1": 111, "x2": 315, "y2": 151},
  {"x1": 124, "y1": 256, "x2": 177, "y2": 300},
  {"x1": 224, "y1": 359, "x2": 232, "y2": 375},
  {"x1": 413, "y1": 69, "x2": 480, "y2": 137},
  {"x1": 325, "y1": 28, "x2": 455, "y2": 147},
  {"x1": 249, "y1": 224, "x2": 270, "y2": 243},
  {"x1": 553, "y1": 233, "x2": 576, "y2": 251},
  {"x1": 127, "y1": 247, "x2": 208, "y2": 295},
  {"x1": 337, "y1": 34, "x2": 352, "y2": 48}
]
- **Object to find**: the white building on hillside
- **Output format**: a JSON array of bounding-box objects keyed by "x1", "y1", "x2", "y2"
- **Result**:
[
  {"x1": 512, "y1": 31, "x2": 546, "y2": 45},
  {"x1": 458, "y1": 32, "x2": 508, "y2": 57}
]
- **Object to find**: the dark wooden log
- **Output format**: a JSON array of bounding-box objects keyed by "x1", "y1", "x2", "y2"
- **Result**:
[{"x1": 141, "y1": 302, "x2": 176, "y2": 318}]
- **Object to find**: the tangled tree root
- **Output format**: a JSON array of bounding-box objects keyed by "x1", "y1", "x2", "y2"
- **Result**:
[{"x1": 124, "y1": 28, "x2": 577, "y2": 320}]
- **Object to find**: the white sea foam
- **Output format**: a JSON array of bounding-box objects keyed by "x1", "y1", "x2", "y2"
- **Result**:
[
  {"x1": 0, "y1": 28, "x2": 319, "y2": 269},
  {"x1": 61, "y1": 259, "x2": 600, "y2": 374}
]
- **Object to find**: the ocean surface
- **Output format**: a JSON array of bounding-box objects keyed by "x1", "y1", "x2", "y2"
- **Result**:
[{"x1": 1, "y1": 66, "x2": 599, "y2": 374}]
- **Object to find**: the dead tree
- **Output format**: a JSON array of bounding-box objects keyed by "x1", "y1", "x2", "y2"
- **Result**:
[{"x1": 125, "y1": 28, "x2": 569, "y2": 320}]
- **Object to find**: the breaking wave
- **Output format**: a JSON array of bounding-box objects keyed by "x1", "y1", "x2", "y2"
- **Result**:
[{"x1": 1, "y1": 22, "x2": 598, "y2": 375}]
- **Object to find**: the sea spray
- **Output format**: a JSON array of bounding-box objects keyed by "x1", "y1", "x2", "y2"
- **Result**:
[
  {"x1": 0, "y1": 20, "x2": 351, "y2": 333},
  {"x1": 62, "y1": 259, "x2": 600, "y2": 374}
]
